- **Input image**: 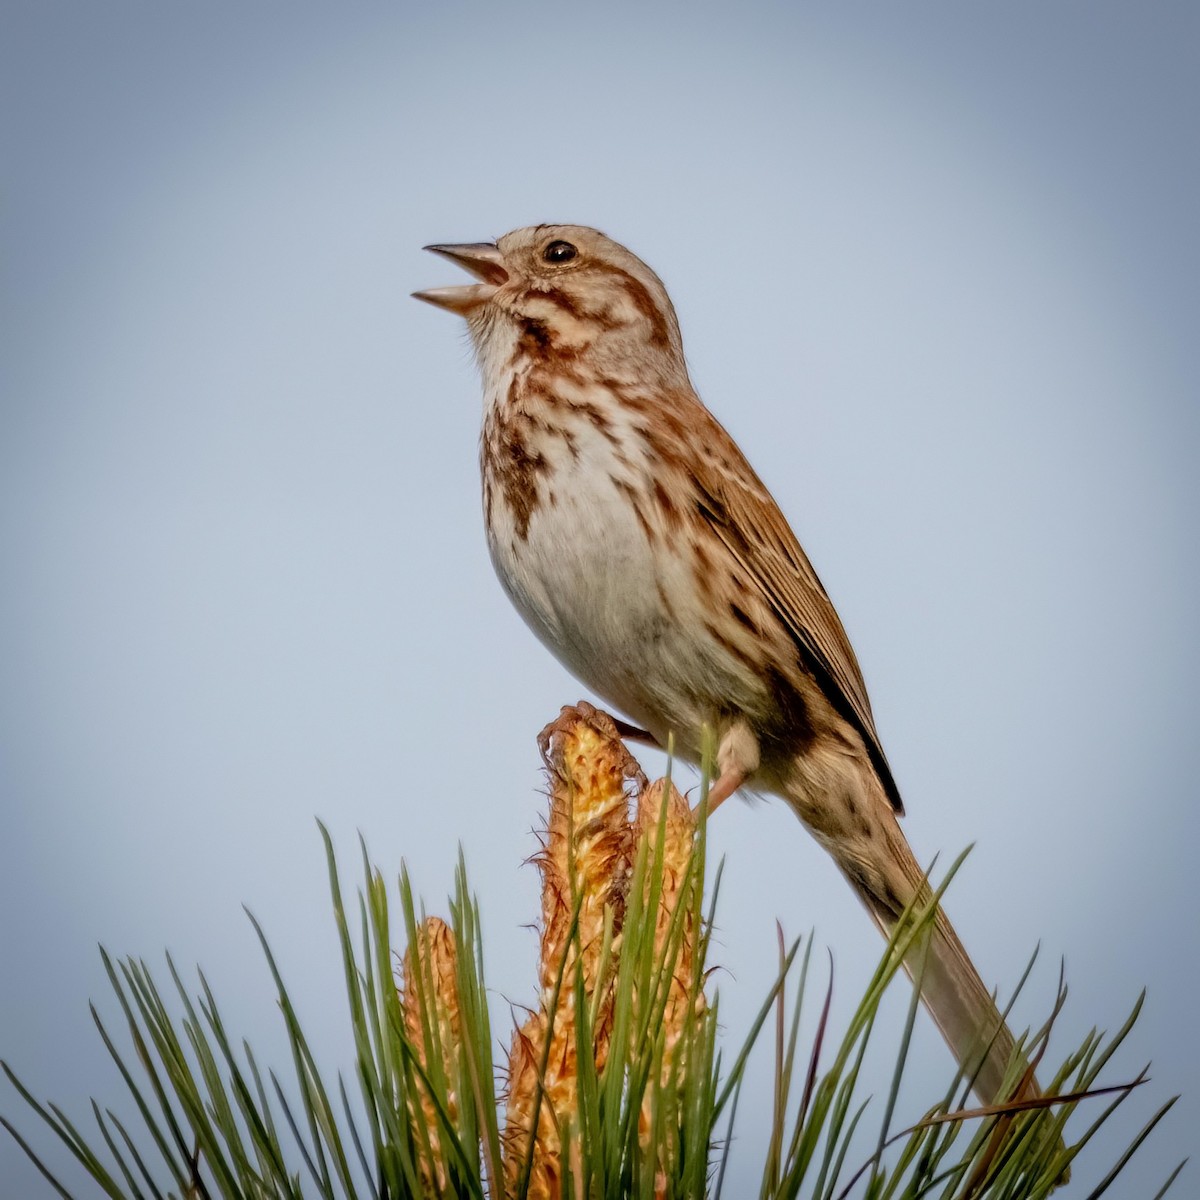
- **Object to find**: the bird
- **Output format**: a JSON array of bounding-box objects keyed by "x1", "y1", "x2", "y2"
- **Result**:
[{"x1": 414, "y1": 223, "x2": 1048, "y2": 1113}]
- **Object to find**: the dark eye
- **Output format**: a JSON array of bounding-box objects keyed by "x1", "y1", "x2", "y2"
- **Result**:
[{"x1": 543, "y1": 239, "x2": 578, "y2": 264}]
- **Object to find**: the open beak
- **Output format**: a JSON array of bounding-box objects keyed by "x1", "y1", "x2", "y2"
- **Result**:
[{"x1": 413, "y1": 242, "x2": 509, "y2": 315}]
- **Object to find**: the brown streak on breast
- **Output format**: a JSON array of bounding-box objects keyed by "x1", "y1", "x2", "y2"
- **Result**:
[
  {"x1": 555, "y1": 364, "x2": 591, "y2": 390},
  {"x1": 484, "y1": 410, "x2": 553, "y2": 542},
  {"x1": 572, "y1": 399, "x2": 622, "y2": 447},
  {"x1": 613, "y1": 478, "x2": 656, "y2": 545}
]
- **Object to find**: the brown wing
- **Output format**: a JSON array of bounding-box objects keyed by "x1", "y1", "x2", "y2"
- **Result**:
[{"x1": 693, "y1": 421, "x2": 904, "y2": 813}]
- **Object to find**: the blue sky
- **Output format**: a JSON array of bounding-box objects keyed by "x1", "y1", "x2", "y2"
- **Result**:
[{"x1": 2, "y1": 4, "x2": 1196, "y2": 1195}]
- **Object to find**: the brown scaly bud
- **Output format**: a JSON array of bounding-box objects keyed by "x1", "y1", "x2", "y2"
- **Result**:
[
  {"x1": 535, "y1": 702, "x2": 643, "y2": 997},
  {"x1": 399, "y1": 916, "x2": 459, "y2": 1196},
  {"x1": 504, "y1": 1010, "x2": 571, "y2": 1200},
  {"x1": 503, "y1": 704, "x2": 642, "y2": 1199},
  {"x1": 633, "y1": 777, "x2": 698, "y2": 965}
]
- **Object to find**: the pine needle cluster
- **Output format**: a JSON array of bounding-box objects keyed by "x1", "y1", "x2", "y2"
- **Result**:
[{"x1": 2, "y1": 707, "x2": 1184, "y2": 1198}]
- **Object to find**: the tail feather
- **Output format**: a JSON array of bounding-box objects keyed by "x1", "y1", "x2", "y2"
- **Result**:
[
  {"x1": 783, "y1": 748, "x2": 1072, "y2": 1178},
  {"x1": 839, "y1": 825, "x2": 1028, "y2": 1106}
]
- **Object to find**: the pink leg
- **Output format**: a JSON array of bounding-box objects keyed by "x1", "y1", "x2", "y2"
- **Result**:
[
  {"x1": 696, "y1": 719, "x2": 760, "y2": 815},
  {"x1": 700, "y1": 764, "x2": 748, "y2": 814}
]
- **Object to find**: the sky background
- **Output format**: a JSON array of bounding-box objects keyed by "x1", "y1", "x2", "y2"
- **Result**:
[{"x1": 2, "y1": 3, "x2": 1196, "y2": 1196}]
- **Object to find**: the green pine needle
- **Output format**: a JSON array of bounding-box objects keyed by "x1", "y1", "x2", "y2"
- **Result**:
[{"x1": 1, "y1": 812, "x2": 1181, "y2": 1199}]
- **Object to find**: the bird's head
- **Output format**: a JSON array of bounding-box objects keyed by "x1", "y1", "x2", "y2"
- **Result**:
[{"x1": 414, "y1": 224, "x2": 688, "y2": 386}]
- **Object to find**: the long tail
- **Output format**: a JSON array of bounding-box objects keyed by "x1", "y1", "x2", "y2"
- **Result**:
[
  {"x1": 834, "y1": 816, "x2": 1031, "y2": 1107},
  {"x1": 796, "y1": 768, "x2": 1072, "y2": 1184}
]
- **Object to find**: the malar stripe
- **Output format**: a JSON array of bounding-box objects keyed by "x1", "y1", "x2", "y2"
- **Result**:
[{"x1": 516, "y1": 317, "x2": 552, "y2": 356}]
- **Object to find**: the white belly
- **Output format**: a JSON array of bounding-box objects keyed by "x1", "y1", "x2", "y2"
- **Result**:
[{"x1": 485, "y1": 443, "x2": 762, "y2": 758}]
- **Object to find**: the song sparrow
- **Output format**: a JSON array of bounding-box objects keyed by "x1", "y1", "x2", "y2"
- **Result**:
[{"x1": 414, "y1": 225, "x2": 1041, "y2": 1109}]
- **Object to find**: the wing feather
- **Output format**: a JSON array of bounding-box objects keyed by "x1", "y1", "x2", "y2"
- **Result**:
[{"x1": 692, "y1": 425, "x2": 904, "y2": 813}]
